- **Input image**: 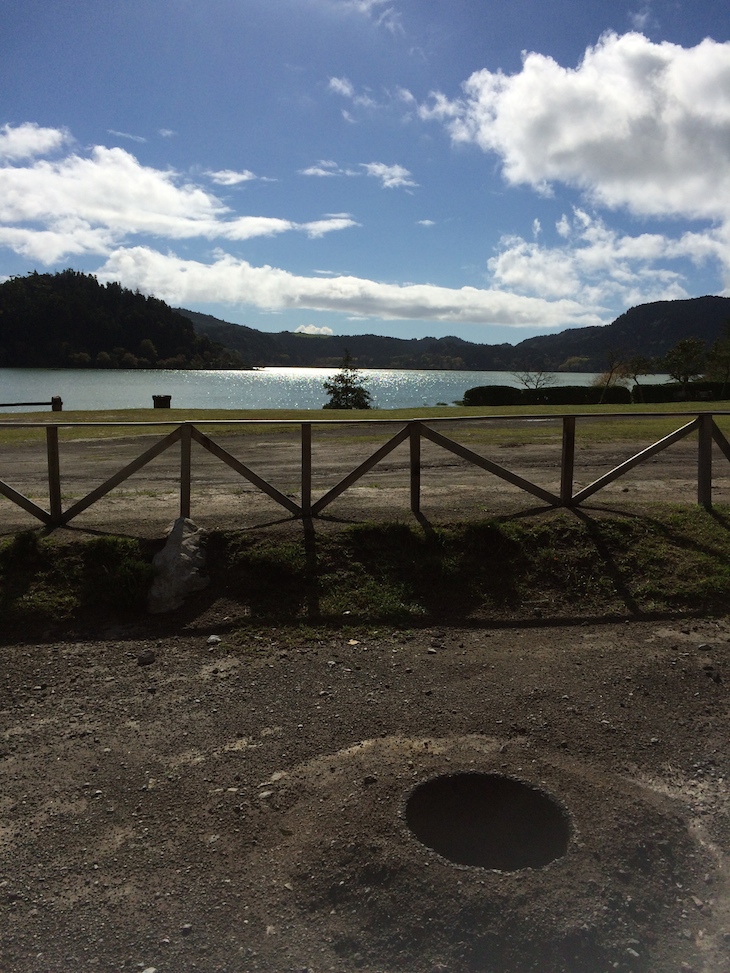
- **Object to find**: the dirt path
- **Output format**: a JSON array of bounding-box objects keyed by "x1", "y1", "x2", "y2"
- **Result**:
[{"x1": 2, "y1": 428, "x2": 730, "y2": 972}]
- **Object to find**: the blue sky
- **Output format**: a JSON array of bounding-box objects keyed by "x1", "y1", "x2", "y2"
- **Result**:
[{"x1": 2, "y1": 0, "x2": 730, "y2": 343}]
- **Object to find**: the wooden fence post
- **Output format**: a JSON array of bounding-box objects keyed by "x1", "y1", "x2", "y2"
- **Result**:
[
  {"x1": 301, "y1": 423, "x2": 312, "y2": 517},
  {"x1": 698, "y1": 413, "x2": 713, "y2": 508},
  {"x1": 46, "y1": 426, "x2": 62, "y2": 524},
  {"x1": 180, "y1": 423, "x2": 192, "y2": 518},
  {"x1": 561, "y1": 416, "x2": 576, "y2": 506},
  {"x1": 410, "y1": 422, "x2": 421, "y2": 515}
]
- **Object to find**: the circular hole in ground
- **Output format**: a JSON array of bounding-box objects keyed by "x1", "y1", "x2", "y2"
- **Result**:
[{"x1": 406, "y1": 772, "x2": 571, "y2": 870}]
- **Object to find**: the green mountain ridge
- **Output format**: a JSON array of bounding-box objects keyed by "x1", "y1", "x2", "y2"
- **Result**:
[
  {"x1": 1, "y1": 270, "x2": 728, "y2": 372},
  {"x1": 180, "y1": 296, "x2": 730, "y2": 371}
]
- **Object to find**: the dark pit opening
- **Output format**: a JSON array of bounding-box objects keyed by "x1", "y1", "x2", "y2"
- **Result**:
[{"x1": 406, "y1": 773, "x2": 570, "y2": 870}]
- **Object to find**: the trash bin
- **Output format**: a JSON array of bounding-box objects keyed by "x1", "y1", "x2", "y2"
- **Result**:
[
  {"x1": 152, "y1": 395, "x2": 172, "y2": 408},
  {"x1": 51, "y1": 396, "x2": 63, "y2": 412}
]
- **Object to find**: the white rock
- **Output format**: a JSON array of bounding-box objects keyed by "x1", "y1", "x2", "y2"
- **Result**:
[{"x1": 147, "y1": 518, "x2": 209, "y2": 614}]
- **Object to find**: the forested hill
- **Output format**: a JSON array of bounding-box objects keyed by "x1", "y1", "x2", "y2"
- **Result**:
[
  {"x1": 1, "y1": 270, "x2": 728, "y2": 371},
  {"x1": 182, "y1": 295, "x2": 730, "y2": 371},
  {"x1": 0, "y1": 270, "x2": 243, "y2": 368}
]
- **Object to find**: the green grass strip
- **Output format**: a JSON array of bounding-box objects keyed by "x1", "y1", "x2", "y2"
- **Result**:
[{"x1": 3, "y1": 506, "x2": 730, "y2": 637}]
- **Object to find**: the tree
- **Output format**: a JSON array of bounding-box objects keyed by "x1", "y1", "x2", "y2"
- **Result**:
[
  {"x1": 591, "y1": 348, "x2": 627, "y2": 404},
  {"x1": 705, "y1": 321, "x2": 730, "y2": 395},
  {"x1": 662, "y1": 337, "x2": 706, "y2": 398},
  {"x1": 322, "y1": 351, "x2": 372, "y2": 409},
  {"x1": 511, "y1": 369, "x2": 556, "y2": 390},
  {"x1": 616, "y1": 354, "x2": 656, "y2": 402}
]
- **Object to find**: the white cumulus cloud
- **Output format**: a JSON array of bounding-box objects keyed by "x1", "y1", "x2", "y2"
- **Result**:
[
  {"x1": 206, "y1": 168, "x2": 258, "y2": 185},
  {"x1": 421, "y1": 32, "x2": 730, "y2": 222},
  {"x1": 0, "y1": 128, "x2": 357, "y2": 262},
  {"x1": 486, "y1": 209, "x2": 730, "y2": 307},
  {"x1": 361, "y1": 162, "x2": 417, "y2": 189},
  {"x1": 295, "y1": 324, "x2": 335, "y2": 335},
  {"x1": 0, "y1": 122, "x2": 69, "y2": 161}
]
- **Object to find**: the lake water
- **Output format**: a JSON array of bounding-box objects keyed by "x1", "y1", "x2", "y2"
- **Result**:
[{"x1": 0, "y1": 367, "x2": 666, "y2": 413}]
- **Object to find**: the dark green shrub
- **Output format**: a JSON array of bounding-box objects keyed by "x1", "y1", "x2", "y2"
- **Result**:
[
  {"x1": 463, "y1": 385, "x2": 523, "y2": 406},
  {"x1": 633, "y1": 382, "x2": 730, "y2": 403},
  {"x1": 522, "y1": 385, "x2": 631, "y2": 406}
]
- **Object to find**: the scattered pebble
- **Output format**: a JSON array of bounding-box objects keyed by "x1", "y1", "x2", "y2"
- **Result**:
[
  {"x1": 207, "y1": 635, "x2": 222, "y2": 645},
  {"x1": 137, "y1": 649, "x2": 156, "y2": 666}
]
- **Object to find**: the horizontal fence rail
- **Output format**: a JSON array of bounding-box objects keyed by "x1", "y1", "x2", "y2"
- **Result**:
[
  {"x1": 1, "y1": 412, "x2": 729, "y2": 528},
  {"x1": 0, "y1": 396, "x2": 63, "y2": 411}
]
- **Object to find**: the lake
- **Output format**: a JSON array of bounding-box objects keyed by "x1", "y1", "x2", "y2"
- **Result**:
[{"x1": 0, "y1": 367, "x2": 666, "y2": 413}]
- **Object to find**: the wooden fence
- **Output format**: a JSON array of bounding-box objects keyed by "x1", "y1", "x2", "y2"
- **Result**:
[
  {"x1": 1, "y1": 411, "x2": 729, "y2": 528},
  {"x1": 0, "y1": 396, "x2": 63, "y2": 412}
]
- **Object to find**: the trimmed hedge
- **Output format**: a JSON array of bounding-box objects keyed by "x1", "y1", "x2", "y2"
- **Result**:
[
  {"x1": 462, "y1": 384, "x2": 631, "y2": 407},
  {"x1": 632, "y1": 382, "x2": 730, "y2": 403},
  {"x1": 462, "y1": 385, "x2": 523, "y2": 406}
]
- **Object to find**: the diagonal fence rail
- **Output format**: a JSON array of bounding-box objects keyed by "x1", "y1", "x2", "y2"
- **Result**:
[{"x1": 1, "y1": 411, "x2": 729, "y2": 528}]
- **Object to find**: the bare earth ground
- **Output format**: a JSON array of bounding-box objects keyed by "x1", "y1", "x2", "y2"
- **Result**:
[{"x1": 1, "y1": 426, "x2": 730, "y2": 973}]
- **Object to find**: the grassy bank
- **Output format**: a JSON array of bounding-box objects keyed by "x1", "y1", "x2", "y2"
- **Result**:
[{"x1": 3, "y1": 507, "x2": 730, "y2": 639}]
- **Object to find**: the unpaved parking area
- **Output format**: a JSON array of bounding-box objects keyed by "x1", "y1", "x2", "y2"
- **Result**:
[{"x1": 1, "y1": 616, "x2": 729, "y2": 972}]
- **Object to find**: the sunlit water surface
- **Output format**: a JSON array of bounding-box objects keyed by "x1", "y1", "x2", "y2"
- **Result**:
[{"x1": 0, "y1": 367, "x2": 665, "y2": 413}]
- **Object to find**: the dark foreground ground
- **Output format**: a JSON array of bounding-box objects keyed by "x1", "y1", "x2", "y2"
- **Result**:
[{"x1": 1, "y1": 609, "x2": 729, "y2": 973}]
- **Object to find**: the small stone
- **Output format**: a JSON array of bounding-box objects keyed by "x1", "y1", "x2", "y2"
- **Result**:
[
  {"x1": 207, "y1": 635, "x2": 222, "y2": 645},
  {"x1": 626, "y1": 947, "x2": 640, "y2": 958},
  {"x1": 181, "y1": 923, "x2": 193, "y2": 936},
  {"x1": 137, "y1": 650, "x2": 156, "y2": 666}
]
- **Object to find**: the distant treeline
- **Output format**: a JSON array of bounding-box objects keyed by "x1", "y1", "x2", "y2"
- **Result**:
[{"x1": 0, "y1": 270, "x2": 245, "y2": 369}]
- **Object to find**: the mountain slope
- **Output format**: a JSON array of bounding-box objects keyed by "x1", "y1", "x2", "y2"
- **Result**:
[{"x1": 180, "y1": 296, "x2": 730, "y2": 371}]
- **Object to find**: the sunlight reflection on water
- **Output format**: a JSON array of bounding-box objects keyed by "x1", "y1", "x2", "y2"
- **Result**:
[{"x1": 0, "y1": 367, "x2": 663, "y2": 412}]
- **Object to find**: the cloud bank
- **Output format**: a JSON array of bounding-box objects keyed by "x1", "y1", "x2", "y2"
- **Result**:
[
  {"x1": 0, "y1": 132, "x2": 356, "y2": 262},
  {"x1": 421, "y1": 32, "x2": 730, "y2": 223},
  {"x1": 96, "y1": 246, "x2": 602, "y2": 329}
]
